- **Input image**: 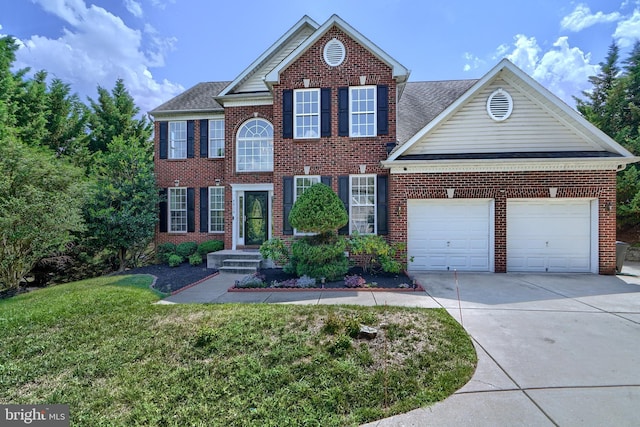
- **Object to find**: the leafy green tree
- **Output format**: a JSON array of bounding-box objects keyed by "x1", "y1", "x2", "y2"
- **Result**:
[
  {"x1": 0, "y1": 36, "x2": 20, "y2": 140},
  {"x1": 84, "y1": 136, "x2": 159, "y2": 271},
  {"x1": 44, "y1": 78, "x2": 89, "y2": 158},
  {"x1": 87, "y1": 79, "x2": 152, "y2": 153},
  {"x1": 0, "y1": 139, "x2": 85, "y2": 291}
]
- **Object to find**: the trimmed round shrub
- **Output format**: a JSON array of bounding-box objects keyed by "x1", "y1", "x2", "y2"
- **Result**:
[
  {"x1": 168, "y1": 254, "x2": 183, "y2": 267},
  {"x1": 259, "y1": 238, "x2": 291, "y2": 266},
  {"x1": 156, "y1": 243, "x2": 176, "y2": 264},
  {"x1": 288, "y1": 183, "x2": 348, "y2": 235},
  {"x1": 176, "y1": 241, "x2": 198, "y2": 258},
  {"x1": 197, "y1": 240, "x2": 224, "y2": 258},
  {"x1": 290, "y1": 236, "x2": 348, "y2": 281},
  {"x1": 188, "y1": 253, "x2": 203, "y2": 266}
]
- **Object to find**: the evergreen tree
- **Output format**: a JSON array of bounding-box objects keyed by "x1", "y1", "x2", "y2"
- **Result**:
[{"x1": 87, "y1": 79, "x2": 152, "y2": 153}]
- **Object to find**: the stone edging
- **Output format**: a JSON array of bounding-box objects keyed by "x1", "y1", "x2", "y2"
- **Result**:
[{"x1": 228, "y1": 284, "x2": 425, "y2": 293}]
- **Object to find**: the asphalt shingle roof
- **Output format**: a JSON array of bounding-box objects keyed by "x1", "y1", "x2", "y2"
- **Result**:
[
  {"x1": 396, "y1": 79, "x2": 478, "y2": 145},
  {"x1": 149, "y1": 81, "x2": 231, "y2": 114}
]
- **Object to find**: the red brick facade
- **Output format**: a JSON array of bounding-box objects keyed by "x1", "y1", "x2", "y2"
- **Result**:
[{"x1": 152, "y1": 18, "x2": 623, "y2": 275}]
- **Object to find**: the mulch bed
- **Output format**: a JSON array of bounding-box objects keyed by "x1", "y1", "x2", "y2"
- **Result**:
[
  {"x1": 118, "y1": 263, "x2": 218, "y2": 294},
  {"x1": 230, "y1": 267, "x2": 422, "y2": 292}
]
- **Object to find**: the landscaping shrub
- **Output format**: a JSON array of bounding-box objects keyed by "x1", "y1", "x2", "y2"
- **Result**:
[
  {"x1": 288, "y1": 183, "x2": 348, "y2": 234},
  {"x1": 197, "y1": 240, "x2": 223, "y2": 258},
  {"x1": 259, "y1": 238, "x2": 291, "y2": 267},
  {"x1": 290, "y1": 236, "x2": 348, "y2": 280},
  {"x1": 176, "y1": 241, "x2": 198, "y2": 258},
  {"x1": 235, "y1": 273, "x2": 266, "y2": 288},
  {"x1": 344, "y1": 274, "x2": 366, "y2": 288},
  {"x1": 348, "y1": 233, "x2": 406, "y2": 274},
  {"x1": 188, "y1": 253, "x2": 203, "y2": 266},
  {"x1": 156, "y1": 243, "x2": 177, "y2": 264},
  {"x1": 168, "y1": 254, "x2": 183, "y2": 267}
]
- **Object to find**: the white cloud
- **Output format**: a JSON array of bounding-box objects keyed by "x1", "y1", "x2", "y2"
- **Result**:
[
  {"x1": 13, "y1": 0, "x2": 182, "y2": 113},
  {"x1": 494, "y1": 34, "x2": 598, "y2": 105},
  {"x1": 462, "y1": 52, "x2": 484, "y2": 72},
  {"x1": 124, "y1": 0, "x2": 143, "y2": 18},
  {"x1": 561, "y1": 3, "x2": 621, "y2": 31},
  {"x1": 613, "y1": 9, "x2": 640, "y2": 47}
]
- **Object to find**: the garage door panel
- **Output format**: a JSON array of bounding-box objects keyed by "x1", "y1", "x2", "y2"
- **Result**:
[
  {"x1": 507, "y1": 199, "x2": 594, "y2": 273},
  {"x1": 408, "y1": 199, "x2": 491, "y2": 271}
]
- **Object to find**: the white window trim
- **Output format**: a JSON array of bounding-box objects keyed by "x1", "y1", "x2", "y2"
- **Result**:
[
  {"x1": 169, "y1": 121, "x2": 187, "y2": 159},
  {"x1": 349, "y1": 174, "x2": 377, "y2": 235},
  {"x1": 293, "y1": 175, "x2": 321, "y2": 236},
  {"x1": 349, "y1": 86, "x2": 376, "y2": 137},
  {"x1": 208, "y1": 118, "x2": 225, "y2": 158},
  {"x1": 236, "y1": 118, "x2": 274, "y2": 172},
  {"x1": 294, "y1": 88, "x2": 320, "y2": 139},
  {"x1": 168, "y1": 187, "x2": 187, "y2": 233},
  {"x1": 208, "y1": 186, "x2": 224, "y2": 233}
]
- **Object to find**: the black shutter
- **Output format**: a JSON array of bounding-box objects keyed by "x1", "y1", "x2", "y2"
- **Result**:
[
  {"x1": 321, "y1": 176, "x2": 332, "y2": 187},
  {"x1": 200, "y1": 119, "x2": 208, "y2": 157},
  {"x1": 187, "y1": 120, "x2": 195, "y2": 158},
  {"x1": 159, "y1": 122, "x2": 168, "y2": 159},
  {"x1": 200, "y1": 187, "x2": 208, "y2": 232},
  {"x1": 283, "y1": 89, "x2": 293, "y2": 139},
  {"x1": 158, "y1": 188, "x2": 168, "y2": 232},
  {"x1": 376, "y1": 175, "x2": 388, "y2": 235},
  {"x1": 338, "y1": 175, "x2": 349, "y2": 235},
  {"x1": 187, "y1": 188, "x2": 195, "y2": 232},
  {"x1": 283, "y1": 176, "x2": 294, "y2": 235},
  {"x1": 377, "y1": 85, "x2": 389, "y2": 136},
  {"x1": 321, "y1": 88, "x2": 331, "y2": 137},
  {"x1": 338, "y1": 87, "x2": 349, "y2": 136}
]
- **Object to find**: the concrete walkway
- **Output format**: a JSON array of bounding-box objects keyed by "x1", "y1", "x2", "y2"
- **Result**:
[{"x1": 161, "y1": 265, "x2": 640, "y2": 426}]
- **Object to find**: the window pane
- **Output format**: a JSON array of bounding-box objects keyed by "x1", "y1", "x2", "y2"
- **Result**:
[
  {"x1": 237, "y1": 119, "x2": 273, "y2": 172},
  {"x1": 350, "y1": 175, "x2": 376, "y2": 234},
  {"x1": 209, "y1": 187, "x2": 224, "y2": 233},
  {"x1": 169, "y1": 121, "x2": 187, "y2": 159},
  {"x1": 209, "y1": 119, "x2": 225, "y2": 157},
  {"x1": 294, "y1": 89, "x2": 320, "y2": 139},
  {"x1": 169, "y1": 188, "x2": 187, "y2": 232}
]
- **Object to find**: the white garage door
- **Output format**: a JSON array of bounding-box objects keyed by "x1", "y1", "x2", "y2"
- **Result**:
[
  {"x1": 408, "y1": 199, "x2": 492, "y2": 271},
  {"x1": 507, "y1": 199, "x2": 595, "y2": 273}
]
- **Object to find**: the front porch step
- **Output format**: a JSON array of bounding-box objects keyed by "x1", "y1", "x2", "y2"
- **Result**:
[
  {"x1": 207, "y1": 250, "x2": 263, "y2": 273},
  {"x1": 218, "y1": 266, "x2": 260, "y2": 275}
]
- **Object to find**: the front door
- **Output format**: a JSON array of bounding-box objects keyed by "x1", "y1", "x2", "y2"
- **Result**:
[{"x1": 245, "y1": 191, "x2": 268, "y2": 246}]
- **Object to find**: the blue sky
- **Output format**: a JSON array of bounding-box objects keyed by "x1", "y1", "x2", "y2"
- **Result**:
[{"x1": 1, "y1": 0, "x2": 638, "y2": 114}]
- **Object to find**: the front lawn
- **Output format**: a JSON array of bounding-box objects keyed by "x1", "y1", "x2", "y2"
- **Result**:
[{"x1": 0, "y1": 275, "x2": 476, "y2": 426}]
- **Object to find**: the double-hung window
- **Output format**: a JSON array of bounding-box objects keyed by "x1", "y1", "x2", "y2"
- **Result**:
[
  {"x1": 208, "y1": 119, "x2": 225, "y2": 158},
  {"x1": 209, "y1": 186, "x2": 224, "y2": 232},
  {"x1": 169, "y1": 121, "x2": 187, "y2": 159},
  {"x1": 349, "y1": 86, "x2": 376, "y2": 137},
  {"x1": 168, "y1": 187, "x2": 187, "y2": 232},
  {"x1": 294, "y1": 175, "x2": 320, "y2": 235},
  {"x1": 350, "y1": 175, "x2": 376, "y2": 234},
  {"x1": 294, "y1": 89, "x2": 320, "y2": 139}
]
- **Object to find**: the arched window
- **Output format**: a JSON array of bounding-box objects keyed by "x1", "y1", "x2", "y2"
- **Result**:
[{"x1": 236, "y1": 118, "x2": 273, "y2": 172}]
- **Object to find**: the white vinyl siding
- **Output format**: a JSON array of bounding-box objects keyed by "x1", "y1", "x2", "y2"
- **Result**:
[
  {"x1": 169, "y1": 121, "x2": 187, "y2": 159},
  {"x1": 209, "y1": 119, "x2": 225, "y2": 158},
  {"x1": 168, "y1": 188, "x2": 187, "y2": 232},
  {"x1": 405, "y1": 77, "x2": 603, "y2": 156},
  {"x1": 350, "y1": 175, "x2": 376, "y2": 234},
  {"x1": 235, "y1": 26, "x2": 315, "y2": 93},
  {"x1": 350, "y1": 86, "x2": 376, "y2": 137},
  {"x1": 294, "y1": 89, "x2": 320, "y2": 139},
  {"x1": 209, "y1": 187, "x2": 224, "y2": 233},
  {"x1": 236, "y1": 119, "x2": 273, "y2": 172}
]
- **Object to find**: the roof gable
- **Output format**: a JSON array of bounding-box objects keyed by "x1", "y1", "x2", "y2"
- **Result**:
[
  {"x1": 265, "y1": 14, "x2": 409, "y2": 85},
  {"x1": 218, "y1": 16, "x2": 319, "y2": 97},
  {"x1": 149, "y1": 81, "x2": 231, "y2": 116},
  {"x1": 388, "y1": 59, "x2": 635, "y2": 162}
]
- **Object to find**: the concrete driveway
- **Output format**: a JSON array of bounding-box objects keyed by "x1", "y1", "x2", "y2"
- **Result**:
[
  {"x1": 162, "y1": 265, "x2": 640, "y2": 426},
  {"x1": 364, "y1": 266, "x2": 640, "y2": 427}
]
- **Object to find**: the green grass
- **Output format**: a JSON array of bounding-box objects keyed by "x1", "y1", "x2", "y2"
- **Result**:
[{"x1": 0, "y1": 275, "x2": 476, "y2": 426}]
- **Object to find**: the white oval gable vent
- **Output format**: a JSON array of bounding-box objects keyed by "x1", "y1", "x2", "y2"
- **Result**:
[
  {"x1": 323, "y1": 38, "x2": 346, "y2": 67},
  {"x1": 487, "y1": 88, "x2": 513, "y2": 121}
]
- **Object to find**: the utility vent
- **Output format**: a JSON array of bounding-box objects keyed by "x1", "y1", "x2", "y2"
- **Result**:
[
  {"x1": 323, "y1": 38, "x2": 346, "y2": 67},
  {"x1": 487, "y1": 88, "x2": 513, "y2": 121}
]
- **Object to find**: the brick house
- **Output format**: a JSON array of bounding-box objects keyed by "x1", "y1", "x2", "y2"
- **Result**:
[{"x1": 150, "y1": 15, "x2": 636, "y2": 274}]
